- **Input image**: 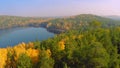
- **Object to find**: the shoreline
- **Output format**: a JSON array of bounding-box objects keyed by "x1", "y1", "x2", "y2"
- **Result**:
[{"x1": 0, "y1": 23, "x2": 65, "y2": 34}]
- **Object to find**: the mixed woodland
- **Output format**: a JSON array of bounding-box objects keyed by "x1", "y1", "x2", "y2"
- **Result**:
[{"x1": 0, "y1": 14, "x2": 120, "y2": 68}]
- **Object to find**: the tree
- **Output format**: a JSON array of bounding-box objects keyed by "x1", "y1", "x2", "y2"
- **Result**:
[
  {"x1": 38, "y1": 49, "x2": 54, "y2": 68},
  {"x1": 5, "y1": 49, "x2": 16, "y2": 68},
  {"x1": 89, "y1": 20, "x2": 101, "y2": 29},
  {"x1": 73, "y1": 42, "x2": 110, "y2": 68},
  {"x1": 17, "y1": 53, "x2": 32, "y2": 68}
]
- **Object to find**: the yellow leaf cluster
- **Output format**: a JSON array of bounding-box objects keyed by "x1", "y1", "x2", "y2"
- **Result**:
[
  {"x1": 58, "y1": 40, "x2": 65, "y2": 50},
  {"x1": 13, "y1": 43, "x2": 26, "y2": 60},
  {"x1": 72, "y1": 36, "x2": 76, "y2": 39},
  {"x1": 46, "y1": 49, "x2": 51, "y2": 57},
  {"x1": 13, "y1": 42, "x2": 40, "y2": 63},
  {"x1": 26, "y1": 48, "x2": 39, "y2": 63},
  {"x1": 0, "y1": 42, "x2": 40, "y2": 67},
  {"x1": 78, "y1": 34, "x2": 84, "y2": 39},
  {"x1": 0, "y1": 48, "x2": 7, "y2": 68},
  {"x1": 72, "y1": 35, "x2": 83, "y2": 39}
]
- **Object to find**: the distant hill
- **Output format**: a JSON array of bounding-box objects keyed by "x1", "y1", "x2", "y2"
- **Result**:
[
  {"x1": 105, "y1": 15, "x2": 120, "y2": 20},
  {"x1": 48, "y1": 14, "x2": 120, "y2": 30},
  {"x1": 0, "y1": 14, "x2": 120, "y2": 33}
]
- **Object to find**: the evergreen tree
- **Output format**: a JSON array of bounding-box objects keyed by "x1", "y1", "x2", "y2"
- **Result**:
[{"x1": 17, "y1": 53, "x2": 32, "y2": 68}]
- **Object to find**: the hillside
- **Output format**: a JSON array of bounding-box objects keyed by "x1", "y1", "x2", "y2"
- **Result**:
[
  {"x1": 0, "y1": 16, "x2": 52, "y2": 29},
  {"x1": 0, "y1": 14, "x2": 120, "y2": 33},
  {"x1": 0, "y1": 25, "x2": 120, "y2": 68},
  {"x1": 105, "y1": 15, "x2": 120, "y2": 21}
]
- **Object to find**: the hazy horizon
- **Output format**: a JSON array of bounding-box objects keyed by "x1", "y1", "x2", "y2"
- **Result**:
[{"x1": 0, "y1": 0, "x2": 120, "y2": 17}]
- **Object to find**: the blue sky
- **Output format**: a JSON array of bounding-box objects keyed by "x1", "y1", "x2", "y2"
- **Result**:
[{"x1": 0, "y1": 0, "x2": 119, "y2": 17}]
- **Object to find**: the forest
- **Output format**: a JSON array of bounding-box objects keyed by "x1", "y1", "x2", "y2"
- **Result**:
[
  {"x1": 0, "y1": 14, "x2": 120, "y2": 68},
  {"x1": 0, "y1": 14, "x2": 120, "y2": 33}
]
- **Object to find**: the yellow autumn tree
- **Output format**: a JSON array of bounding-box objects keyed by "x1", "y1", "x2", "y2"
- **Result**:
[
  {"x1": 13, "y1": 42, "x2": 26, "y2": 60},
  {"x1": 0, "y1": 48, "x2": 7, "y2": 68},
  {"x1": 0, "y1": 42, "x2": 40, "y2": 67},
  {"x1": 58, "y1": 40, "x2": 65, "y2": 50},
  {"x1": 26, "y1": 48, "x2": 39, "y2": 63}
]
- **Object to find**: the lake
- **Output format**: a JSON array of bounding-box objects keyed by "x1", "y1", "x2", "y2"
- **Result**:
[{"x1": 0, "y1": 27, "x2": 55, "y2": 48}]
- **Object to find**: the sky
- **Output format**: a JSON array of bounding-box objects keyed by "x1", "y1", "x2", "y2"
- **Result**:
[{"x1": 0, "y1": 0, "x2": 120, "y2": 17}]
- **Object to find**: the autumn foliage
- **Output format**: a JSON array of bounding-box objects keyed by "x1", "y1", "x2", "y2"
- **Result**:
[
  {"x1": 0, "y1": 19, "x2": 120, "y2": 68},
  {"x1": 0, "y1": 48, "x2": 7, "y2": 68},
  {"x1": 0, "y1": 42, "x2": 39, "y2": 67}
]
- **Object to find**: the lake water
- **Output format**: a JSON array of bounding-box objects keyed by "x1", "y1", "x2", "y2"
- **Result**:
[{"x1": 0, "y1": 27, "x2": 54, "y2": 48}]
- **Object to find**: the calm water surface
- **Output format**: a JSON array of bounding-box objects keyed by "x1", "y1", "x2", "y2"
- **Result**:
[{"x1": 0, "y1": 27, "x2": 54, "y2": 48}]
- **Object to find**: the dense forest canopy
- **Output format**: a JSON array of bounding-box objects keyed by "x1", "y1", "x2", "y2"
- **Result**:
[{"x1": 0, "y1": 14, "x2": 120, "y2": 68}]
